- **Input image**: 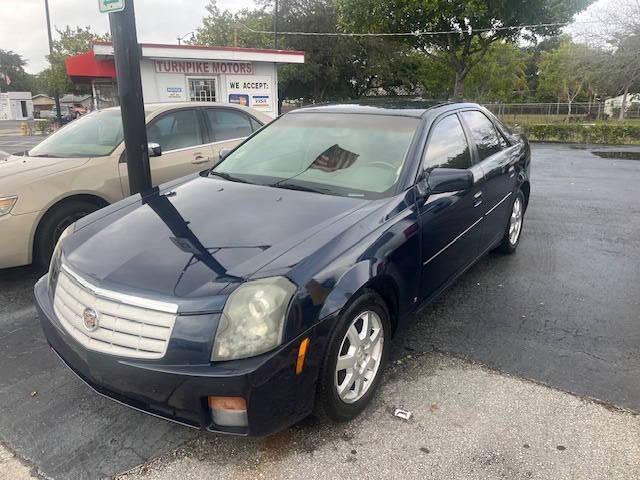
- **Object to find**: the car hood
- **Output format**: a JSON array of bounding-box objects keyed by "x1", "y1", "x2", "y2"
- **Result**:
[
  {"x1": 63, "y1": 175, "x2": 369, "y2": 301},
  {"x1": 0, "y1": 154, "x2": 89, "y2": 193}
]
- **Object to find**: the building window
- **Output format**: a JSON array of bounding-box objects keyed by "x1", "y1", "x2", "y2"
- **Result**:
[{"x1": 188, "y1": 78, "x2": 216, "y2": 102}]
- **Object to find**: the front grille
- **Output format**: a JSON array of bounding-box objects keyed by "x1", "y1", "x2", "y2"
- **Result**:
[{"x1": 53, "y1": 265, "x2": 178, "y2": 360}]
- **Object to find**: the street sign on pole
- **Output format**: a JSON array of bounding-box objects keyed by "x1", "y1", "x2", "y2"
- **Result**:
[{"x1": 99, "y1": 0, "x2": 125, "y2": 14}]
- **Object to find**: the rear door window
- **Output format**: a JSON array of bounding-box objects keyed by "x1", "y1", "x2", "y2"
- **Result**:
[
  {"x1": 147, "y1": 109, "x2": 203, "y2": 151},
  {"x1": 422, "y1": 114, "x2": 472, "y2": 173},
  {"x1": 206, "y1": 109, "x2": 255, "y2": 142},
  {"x1": 460, "y1": 111, "x2": 503, "y2": 161}
]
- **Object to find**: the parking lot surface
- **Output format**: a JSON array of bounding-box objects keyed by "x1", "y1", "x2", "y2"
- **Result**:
[
  {"x1": 0, "y1": 136, "x2": 43, "y2": 156},
  {"x1": 0, "y1": 143, "x2": 639, "y2": 479}
]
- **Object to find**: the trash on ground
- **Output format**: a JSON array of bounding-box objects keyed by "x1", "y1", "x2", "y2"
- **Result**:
[{"x1": 393, "y1": 408, "x2": 412, "y2": 421}]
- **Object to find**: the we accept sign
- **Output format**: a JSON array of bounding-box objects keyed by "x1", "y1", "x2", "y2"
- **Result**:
[{"x1": 227, "y1": 76, "x2": 272, "y2": 111}]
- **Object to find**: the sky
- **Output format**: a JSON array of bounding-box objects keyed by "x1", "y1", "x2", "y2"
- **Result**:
[
  {"x1": 0, "y1": 0, "x2": 256, "y2": 74},
  {"x1": 0, "y1": 0, "x2": 615, "y2": 75}
]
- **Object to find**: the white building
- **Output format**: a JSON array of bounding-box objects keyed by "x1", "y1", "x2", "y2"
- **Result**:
[
  {"x1": 66, "y1": 42, "x2": 305, "y2": 119},
  {"x1": 0, "y1": 92, "x2": 34, "y2": 121},
  {"x1": 604, "y1": 93, "x2": 640, "y2": 117}
]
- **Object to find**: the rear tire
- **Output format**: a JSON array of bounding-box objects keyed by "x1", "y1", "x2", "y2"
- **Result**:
[
  {"x1": 34, "y1": 201, "x2": 99, "y2": 267},
  {"x1": 316, "y1": 290, "x2": 391, "y2": 422},
  {"x1": 496, "y1": 189, "x2": 525, "y2": 254}
]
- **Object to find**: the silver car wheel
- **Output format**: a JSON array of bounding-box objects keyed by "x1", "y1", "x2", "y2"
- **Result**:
[
  {"x1": 509, "y1": 197, "x2": 523, "y2": 245},
  {"x1": 335, "y1": 310, "x2": 384, "y2": 404}
]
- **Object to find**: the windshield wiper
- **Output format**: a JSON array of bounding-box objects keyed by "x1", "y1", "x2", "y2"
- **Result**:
[
  {"x1": 270, "y1": 182, "x2": 330, "y2": 195},
  {"x1": 209, "y1": 171, "x2": 254, "y2": 184}
]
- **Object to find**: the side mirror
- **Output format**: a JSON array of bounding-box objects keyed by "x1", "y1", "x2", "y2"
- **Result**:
[
  {"x1": 219, "y1": 148, "x2": 232, "y2": 162},
  {"x1": 148, "y1": 142, "x2": 162, "y2": 157},
  {"x1": 427, "y1": 168, "x2": 474, "y2": 194}
]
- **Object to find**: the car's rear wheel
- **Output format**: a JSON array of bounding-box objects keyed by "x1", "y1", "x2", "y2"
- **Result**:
[
  {"x1": 34, "y1": 200, "x2": 99, "y2": 267},
  {"x1": 316, "y1": 290, "x2": 390, "y2": 422},
  {"x1": 496, "y1": 189, "x2": 525, "y2": 254}
]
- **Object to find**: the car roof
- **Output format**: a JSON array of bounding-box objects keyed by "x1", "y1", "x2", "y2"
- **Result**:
[
  {"x1": 290, "y1": 99, "x2": 481, "y2": 118},
  {"x1": 100, "y1": 102, "x2": 260, "y2": 113},
  {"x1": 99, "y1": 102, "x2": 272, "y2": 123}
]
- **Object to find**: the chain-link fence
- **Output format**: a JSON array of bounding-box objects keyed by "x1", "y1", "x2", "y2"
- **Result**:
[
  {"x1": 281, "y1": 99, "x2": 640, "y2": 123},
  {"x1": 483, "y1": 102, "x2": 640, "y2": 124}
]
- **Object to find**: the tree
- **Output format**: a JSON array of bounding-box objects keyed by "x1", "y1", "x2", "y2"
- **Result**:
[
  {"x1": 609, "y1": 34, "x2": 640, "y2": 119},
  {"x1": 537, "y1": 38, "x2": 593, "y2": 117},
  {"x1": 192, "y1": 2, "x2": 272, "y2": 49},
  {"x1": 460, "y1": 41, "x2": 530, "y2": 102},
  {"x1": 38, "y1": 26, "x2": 110, "y2": 96},
  {"x1": 0, "y1": 49, "x2": 36, "y2": 92},
  {"x1": 570, "y1": 0, "x2": 640, "y2": 119},
  {"x1": 193, "y1": 0, "x2": 420, "y2": 103},
  {"x1": 338, "y1": 0, "x2": 596, "y2": 99}
]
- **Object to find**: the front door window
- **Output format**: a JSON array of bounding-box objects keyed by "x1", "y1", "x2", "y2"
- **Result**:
[{"x1": 189, "y1": 78, "x2": 216, "y2": 102}]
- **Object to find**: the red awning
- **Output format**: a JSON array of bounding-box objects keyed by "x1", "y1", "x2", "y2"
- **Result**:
[{"x1": 65, "y1": 51, "x2": 116, "y2": 80}]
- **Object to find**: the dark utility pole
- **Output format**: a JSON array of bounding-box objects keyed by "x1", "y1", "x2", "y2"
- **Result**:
[
  {"x1": 274, "y1": 0, "x2": 279, "y2": 49},
  {"x1": 109, "y1": 0, "x2": 152, "y2": 195},
  {"x1": 44, "y1": 0, "x2": 62, "y2": 124}
]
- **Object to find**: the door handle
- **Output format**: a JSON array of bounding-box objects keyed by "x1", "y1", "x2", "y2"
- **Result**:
[
  {"x1": 192, "y1": 155, "x2": 210, "y2": 165},
  {"x1": 473, "y1": 191, "x2": 483, "y2": 208}
]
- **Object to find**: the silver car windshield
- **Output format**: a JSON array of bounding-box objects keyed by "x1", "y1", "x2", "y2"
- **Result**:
[
  {"x1": 214, "y1": 113, "x2": 420, "y2": 199},
  {"x1": 29, "y1": 110, "x2": 124, "y2": 158}
]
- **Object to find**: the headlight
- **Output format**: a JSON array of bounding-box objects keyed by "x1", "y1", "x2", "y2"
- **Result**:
[
  {"x1": 48, "y1": 223, "x2": 74, "y2": 294},
  {"x1": 211, "y1": 277, "x2": 296, "y2": 361},
  {"x1": 0, "y1": 195, "x2": 17, "y2": 216}
]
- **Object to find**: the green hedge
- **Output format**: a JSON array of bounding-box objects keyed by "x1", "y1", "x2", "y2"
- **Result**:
[{"x1": 519, "y1": 123, "x2": 640, "y2": 145}]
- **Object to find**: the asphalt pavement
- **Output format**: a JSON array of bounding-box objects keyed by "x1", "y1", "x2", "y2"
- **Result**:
[
  {"x1": 0, "y1": 136, "x2": 43, "y2": 156},
  {"x1": 0, "y1": 143, "x2": 639, "y2": 479},
  {"x1": 408, "y1": 143, "x2": 640, "y2": 410}
]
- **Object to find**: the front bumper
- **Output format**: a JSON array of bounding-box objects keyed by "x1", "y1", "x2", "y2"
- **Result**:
[
  {"x1": 0, "y1": 210, "x2": 39, "y2": 268},
  {"x1": 35, "y1": 276, "x2": 329, "y2": 436}
]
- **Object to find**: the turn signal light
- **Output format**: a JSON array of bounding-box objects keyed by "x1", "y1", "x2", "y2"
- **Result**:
[
  {"x1": 208, "y1": 396, "x2": 248, "y2": 427},
  {"x1": 296, "y1": 337, "x2": 310, "y2": 375}
]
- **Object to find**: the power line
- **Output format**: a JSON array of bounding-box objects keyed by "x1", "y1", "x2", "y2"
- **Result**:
[{"x1": 239, "y1": 20, "x2": 601, "y2": 38}]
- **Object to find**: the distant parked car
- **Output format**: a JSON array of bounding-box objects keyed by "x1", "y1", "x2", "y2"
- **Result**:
[
  {"x1": 40, "y1": 106, "x2": 73, "y2": 124},
  {"x1": 0, "y1": 102, "x2": 270, "y2": 268},
  {"x1": 35, "y1": 102, "x2": 531, "y2": 437},
  {"x1": 70, "y1": 103, "x2": 89, "y2": 118}
]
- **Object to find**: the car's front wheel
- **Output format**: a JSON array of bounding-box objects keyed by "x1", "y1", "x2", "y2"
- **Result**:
[
  {"x1": 34, "y1": 200, "x2": 100, "y2": 267},
  {"x1": 316, "y1": 290, "x2": 390, "y2": 422}
]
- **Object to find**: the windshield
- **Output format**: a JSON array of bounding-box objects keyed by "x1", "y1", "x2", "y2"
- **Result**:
[
  {"x1": 29, "y1": 109, "x2": 124, "y2": 158},
  {"x1": 213, "y1": 113, "x2": 419, "y2": 199}
]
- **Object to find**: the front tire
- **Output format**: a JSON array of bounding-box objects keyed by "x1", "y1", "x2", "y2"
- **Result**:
[
  {"x1": 316, "y1": 290, "x2": 391, "y2": 422},
  {"x1": 496, "y1": 189, "x2": 525, "y2": 254},
  {"x1": 34, "y1": 201, "x2": 99, "y2": 267}
]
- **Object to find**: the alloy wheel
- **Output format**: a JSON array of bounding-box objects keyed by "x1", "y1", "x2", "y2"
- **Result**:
[
  {"x1": 509, "y1": 197, "x2": 523, "y2": 245},
  {"x1": 334, "y1": 310, "x2": 384, "y2": 404}
]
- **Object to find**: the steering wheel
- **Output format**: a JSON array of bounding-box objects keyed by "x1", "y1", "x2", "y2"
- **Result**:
[{"x1": 369, "y1": 161, "x2": 397, "y2": 171}]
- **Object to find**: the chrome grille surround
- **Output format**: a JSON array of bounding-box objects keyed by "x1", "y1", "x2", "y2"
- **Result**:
[{"x1": 53, "y1": 264, "x2": 178, "y2": 360}]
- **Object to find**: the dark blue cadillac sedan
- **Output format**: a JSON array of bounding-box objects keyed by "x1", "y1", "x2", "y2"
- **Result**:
[{"x1": 35, "y1": 102, "x2": 530, "y2": 436}]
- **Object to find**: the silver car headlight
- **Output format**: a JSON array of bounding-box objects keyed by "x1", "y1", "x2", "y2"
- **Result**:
[
  {"x1": 0, "y1": 195, "x2": 18, "y2": 216},
  {"x1": 211, "y1": 277, "x2": 297, "y2": 361},
  {"x1": 48, "y1": 223, "x2": 74, "y2": 294}
]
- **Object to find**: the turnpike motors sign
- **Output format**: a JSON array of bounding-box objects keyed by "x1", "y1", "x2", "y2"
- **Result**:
[{"x1": 154, "y1": 60, "x2": 254, "y2": 75}]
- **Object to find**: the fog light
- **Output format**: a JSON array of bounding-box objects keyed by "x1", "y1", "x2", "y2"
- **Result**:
[{"x1": 208, "y1": 396, "x2": 248, "y2": 428}]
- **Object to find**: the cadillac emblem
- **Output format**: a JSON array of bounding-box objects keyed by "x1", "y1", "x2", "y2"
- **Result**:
[{"x1": 82, "y1": 307, "x2": 100, "y2": 332}]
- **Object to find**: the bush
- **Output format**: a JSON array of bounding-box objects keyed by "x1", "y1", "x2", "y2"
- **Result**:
[
  {"x1": 519, "y1": 123, "x2": 640, "y2": 145},
  {"x1": 34, "y1": 119, "x2": 53, "y2": 135}
]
